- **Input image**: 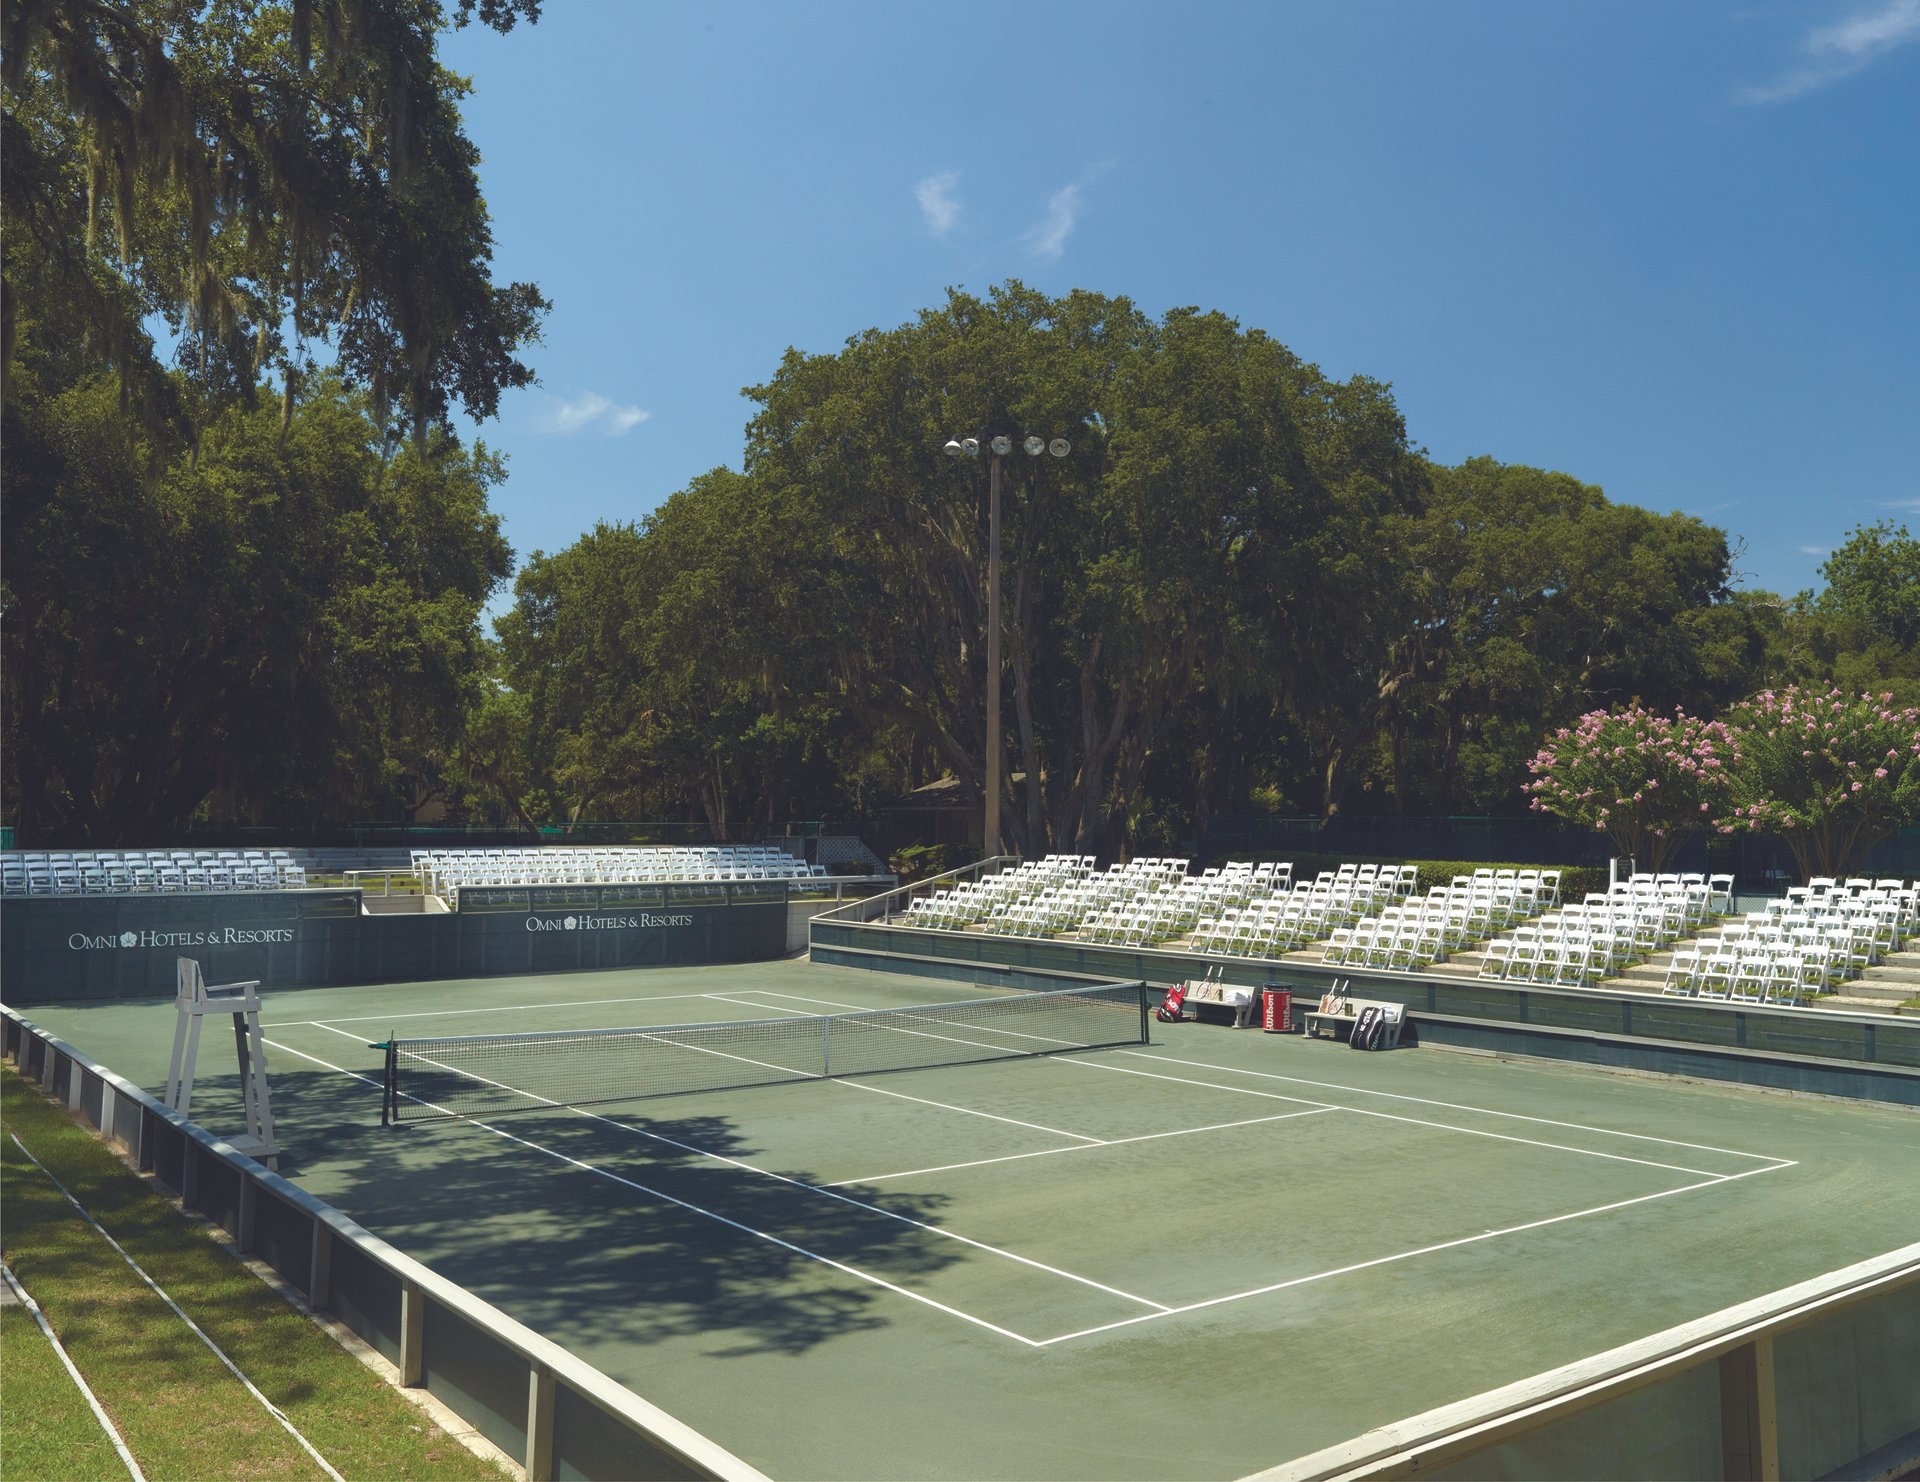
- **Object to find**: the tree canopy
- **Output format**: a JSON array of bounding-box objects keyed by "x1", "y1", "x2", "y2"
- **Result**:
[
  {"x1": 489, "y1": 283, "x2": 1862, "y2": 858},
  {"x1": 2, "y1": 0, "x2": 534, "y2": 841},
  {"x1": 3, "y1": 0, "x2": 547, "y2": 444}
]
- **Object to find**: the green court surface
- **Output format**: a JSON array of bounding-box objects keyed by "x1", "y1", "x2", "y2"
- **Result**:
[{"x1": 16, "y1": 960, "x2": 1920, "y2": 1481}]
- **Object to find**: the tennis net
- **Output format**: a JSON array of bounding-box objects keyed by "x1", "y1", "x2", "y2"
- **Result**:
[{"x1": 380, "y1": 980, "x2": 1149, "y2": 1123}]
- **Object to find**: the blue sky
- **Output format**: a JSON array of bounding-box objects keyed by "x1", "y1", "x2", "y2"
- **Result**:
[{"x1": 440, "y1": 0, "x2": 1919, "y2": 609}]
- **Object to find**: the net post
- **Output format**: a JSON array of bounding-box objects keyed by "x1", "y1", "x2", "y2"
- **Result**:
[
  {"x1": 381, "y1": 1039, "x2": 396, "y2": 1126},
  {"x1": 822, "y1": 1014, "x2": 831, "y2": 1077},
  {"x1": 1136, "y1": 980, "x2": 1150, "y2": 1043}
]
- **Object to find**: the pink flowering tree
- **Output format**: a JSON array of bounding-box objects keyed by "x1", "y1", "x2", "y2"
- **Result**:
[
  {"x1": 1717, "y1": 686, "x2": 1920, "y2": 880},
  {"x1": 1526, "y1": 705, "x2": 1735, "y2": 873}
]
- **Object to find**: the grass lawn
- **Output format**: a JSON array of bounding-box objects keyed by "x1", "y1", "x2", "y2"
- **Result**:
[{"x1": 0, "y1": 1067, "x2": 507, "y2": 1481}]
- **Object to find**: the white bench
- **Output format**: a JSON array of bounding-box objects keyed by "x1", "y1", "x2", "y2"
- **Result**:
[
  {"x1": 1302, "y1": 998, "x2": 1405, "y2": 1048},
  {"x1": 1177, "y1": 981, "x2": 1257, "y2": 1029}
]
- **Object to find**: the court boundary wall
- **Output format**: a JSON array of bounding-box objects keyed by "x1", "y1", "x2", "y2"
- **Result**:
[
  {"x1": 1, "y1": 1006, "x2": 768, "y2": 1482},
  {"x1": 809, "y1": 921, "x2": 1920, "y2": 1108},
  {"x1": 1247, "y1": 1240, "x2": 1920, "y2": 1482}
]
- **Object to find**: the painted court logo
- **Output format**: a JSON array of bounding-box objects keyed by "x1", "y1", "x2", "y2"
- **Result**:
[{"x1": 524, "y1": 912, "x2": 694, "y2": 932}]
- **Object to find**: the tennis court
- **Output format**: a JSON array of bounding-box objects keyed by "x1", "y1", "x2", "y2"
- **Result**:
[{"x1": 19, "y1": 958, "x2": 1920, "y2": 1480}]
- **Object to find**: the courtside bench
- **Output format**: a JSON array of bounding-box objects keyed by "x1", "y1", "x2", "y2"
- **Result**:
[
  {"x1": 1303, "y1": 998, "x2": 1405, "y2": 1048},
  {"x1": 1178, "y1": 982, "x2": 1257, "y2": 1028}
]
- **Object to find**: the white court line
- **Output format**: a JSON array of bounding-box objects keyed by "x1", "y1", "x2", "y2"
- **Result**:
[
  {"x1": 297, "y1": 1026, "x2": 1169, "y2": 1320},
  {"x1": 272, "y1": 989, "x2": 781, "y2": 1030},
  {"x1": 292, "y1": 985, "x2": 1801, "y2": 1345},
  {"x1": 266, "y1": 1035, "x2": 1049, "y2": 1345},
  {"x1": 1112, "y1": 1050, "x2": 1800, "y2": 1165},
  {"x1": 1052, "y1": 1058, "x2": 1738, "y2": 1178},
  {"x1": 830, "y1": 1077, "x2": 1108, "y2": 1144},
  {"x1": 826, "y1": 1107, "x2": 1336, "y2": 1186},
  {"x1": 1033, "y1": 1162, "x2": 1795, "y2": 1346},
  {"x1": 8, "y1": 1132, "x2": 346, "y2": 1479},
  {"x1": 1, "y1": 1260, "x2": 146, "y2": 1480},
  {"x1": 748, "y1": 989, "x2": 1795, "y2": 1176}
]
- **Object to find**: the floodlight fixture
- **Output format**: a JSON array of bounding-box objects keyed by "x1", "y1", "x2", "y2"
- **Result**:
[
  {"x1": 990, "y1": 435, "x2": 1012, "y2": 456},
  {"x1": 962, "y1": 437, "x2": 981, "y2": 456},
  {"x1": 943, "y1": 439, "x2": 965, "y2": 458},
  {"x1": 1049, "y1": 438, "x2": 1071, "y2": 458},
  {"x1": 1023, "y1": 436, "x2": 1045, "y2": 456}
]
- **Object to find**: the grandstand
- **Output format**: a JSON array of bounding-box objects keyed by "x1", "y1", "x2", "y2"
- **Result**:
[
  {"x1": 886, "y1": 855, "x2": 1919, "y2": 1015},
  {"x1": 1, "y1": 848, "x2": 308, "y2": 894},
  {"x1": 411, "y1": 844, "x2": 826, "y2": 907},
  {"x1": 0, "y1": 842, "x2": 835, "y2": 901}
]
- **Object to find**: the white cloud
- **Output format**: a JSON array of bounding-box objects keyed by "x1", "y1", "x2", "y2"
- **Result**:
[
  {"x1": 1737, "y1": 0, "x2": 1920, "y2": 103},
  {"x1": 541, "y1": 391, "x2": 651, "y2": 437},
  {"x1": 916, "y1": 171, "x2": 961, "y2": 236},
  {"x1": 1024, "y1": 184, "x2": 1083, "y2": 262},
  {"x1": 1800, "y1": 544, "x2": 1832, "y2": 556}
]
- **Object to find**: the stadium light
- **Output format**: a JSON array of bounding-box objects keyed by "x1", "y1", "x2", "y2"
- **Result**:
[{"x1": 940, "y1": 430, "x2": 1072, "y2": 860}]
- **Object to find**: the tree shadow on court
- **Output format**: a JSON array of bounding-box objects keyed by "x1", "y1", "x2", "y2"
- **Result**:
[{"x1": 208, "y1": 1064, "x2": 973, "y2": 1357}]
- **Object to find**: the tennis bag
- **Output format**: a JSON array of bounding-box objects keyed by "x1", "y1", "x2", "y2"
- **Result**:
[
  {"x1": 1349, "y1": 1004, "x2": 1385, "y2": 1050},
  {"x1": 1155, "y1": 984, "x2": 1188, "y2": 1023}
]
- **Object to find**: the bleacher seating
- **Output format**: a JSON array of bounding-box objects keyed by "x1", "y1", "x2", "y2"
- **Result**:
[
  {"x1": 1188, "y1": 863, "x2": 1408, "y2": 956},
  {"x1": 1660, "y1": 877, "x2": 1915, "y2": 1005},
  {"x1": 1325, "y1": 867, "x2": 1560, "y2": 972},
  {"x1": 0, "y1": 848, "x2": 306, "y2": 895},
  {"x1": 1475, "y1": 871, "x2": 1704, "y2": 987},
  {"x1": 414, "y1": 844, "x2": 827, "y2": 906}
]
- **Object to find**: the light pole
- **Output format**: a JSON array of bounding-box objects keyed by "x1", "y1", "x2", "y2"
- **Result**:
[{"x1": 942, "y1": 432, "x2": 1071, "y2": 860}]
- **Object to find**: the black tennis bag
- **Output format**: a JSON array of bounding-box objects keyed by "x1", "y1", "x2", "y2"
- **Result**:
[{"x1": 1349, "y1": 1005, "x2": 1385, "y2": 1050}]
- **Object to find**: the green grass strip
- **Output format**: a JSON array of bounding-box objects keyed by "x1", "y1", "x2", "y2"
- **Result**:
[
  {"x1": 0, "y1": 1297, "x2": 136, "y2": 1480},
  {"x1": 0, "y1": 1067, "x2": 506, "y2": 1481}
]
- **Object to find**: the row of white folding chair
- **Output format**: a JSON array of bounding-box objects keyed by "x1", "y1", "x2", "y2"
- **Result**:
[
  {"x1": 911, "y1": 861, "x2": 1102, "y2": 928},
  {"x1": 1189, "y1": 907, "x2": 1295, "y2": 956},
  {"x1": 1616, "y1": 870, "x2": 1734, "y2": 913},
  {"x1": 1592, "y1": 881, "x2": 1712, "y2": 930},
  {"x1": 1521, "y1": 910, "x2": 1657, "y2": 972},
  {"x1": 1191, "y1": 897, "x2": 1340, "y2": 955},
  {"x1": 1765, "y1": 890, "x2": 1916, "y2": 936},
  {"x1": 1711, "y1": 916, "x2": 1875, "y2": 976},
  {"x1": 1728, "y1": 906, "x2": 1886, "y2": 954},
  {"x1": 1477, "y1": 933, "x2": 1613, "y2": 986},
  {"x1": 1427, "y1": 884, "x2": 1534, "y2": 932},
  {"x1": 1763, "y1": 898, "x2": 1911, "y2": 952},
  {"x1": 1582, "y1": 890, "x2": 1699, "y2": 938},
  {"x1": 976, "y1": 890, "x2": 1088, "y2": 936},
  {"x1": 1369, "y1": 900, "x2": 1473, "y2": 947},
  {"x1": 915, "y1": 858, "x2": 1106, "y2": 926},
  {"x1": 1330, "y1": 863, "x2": 1421, "y2": 896},
  {"x1": 1570, "y1": 898, "x2": 1690, "y2": 953},
  {"x1": 3, "y1": 857, "x2": 304, "y2": 894},
  {"x1": 1663, "y1": 943, "x2": 1817, "y2": 1004},
  {"x1": 1322, "y1": 918, "x2": 1451, "y2": 971},
  {"x1": 1450, "y1": 867, "x2": 1564, "y2": 907},
  {"x1": 1793, "y1": 877, "x2": 1913, "y2": 904}
]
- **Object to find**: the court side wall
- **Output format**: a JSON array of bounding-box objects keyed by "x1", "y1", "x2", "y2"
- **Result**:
[
  {"x1": 1, "y1": 889, "x2": 790, "y2": 1002},
  {"x1": 1, "y1": 1007, "x2": 771, "y2": 1482},
  {"x1": 1250, "y1": 1243, "x2": 1920, "y2": 1482}
]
